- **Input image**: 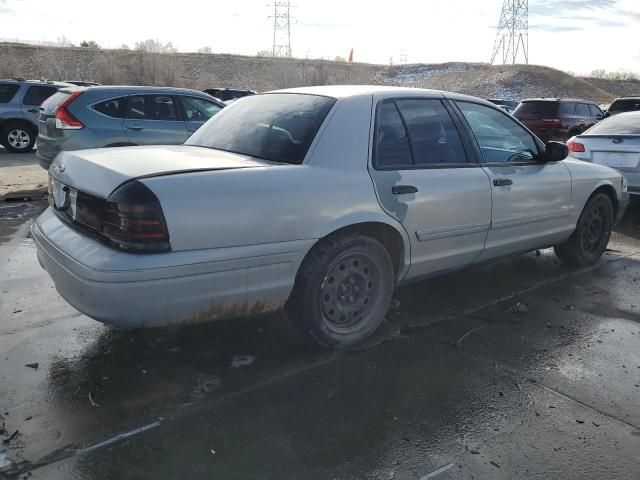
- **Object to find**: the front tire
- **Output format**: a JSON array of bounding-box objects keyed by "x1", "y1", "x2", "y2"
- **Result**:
[
  {"x1": 286, "y1": 232, "x2": 395, "y2": 349},
  {"x1": 2, "y1": 124, "x2": 36, "y2": 153},
  {"x1": 554, "y1": 193, "x2": 613, "y2": 266}
]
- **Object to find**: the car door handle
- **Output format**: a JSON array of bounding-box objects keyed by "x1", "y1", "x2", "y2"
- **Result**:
[
  {"x1": 493, "y1": 178, "x2": 513, "y2": 187},
  {"x1": 27, "y1": 108, "x2": 39, "y2": 113},
  {"x1": 126, "y1": 124, "x2": 144, "y2": 131},
  {"x1": 392, "y1": 185, "x2": 418, "y2": 195}
]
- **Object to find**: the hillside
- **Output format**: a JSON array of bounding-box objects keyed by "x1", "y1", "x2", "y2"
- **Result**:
[{"x1": 1, "y1": 43, "x2": 637, "y2": 104}]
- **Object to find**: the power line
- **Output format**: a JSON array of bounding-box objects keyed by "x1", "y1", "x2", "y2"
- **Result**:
[
  {"x1": 269, "y1": 2, "x2": 293, "y2": 57},
  {"x1": 490, "y1": 0, "x2": 528, "y2": 65}
]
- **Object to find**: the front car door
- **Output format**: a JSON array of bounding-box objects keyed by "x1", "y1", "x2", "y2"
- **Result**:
[
  {"x1": 368, "y1": 95, "x2": 492, "y2": 278},
  {"x1": 453, "y1": 101, "x2": 573, "y2": 261},
  {"x1": 178, "y1": 96, "x2": 223, "y2": 137},
  {"x1": 124, "y1": 94, "x2": 188, "y2": 145}
]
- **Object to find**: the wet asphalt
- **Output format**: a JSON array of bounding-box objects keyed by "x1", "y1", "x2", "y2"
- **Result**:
[{"x1": 1, "y1": 197, "x2": 640, "y2": 480}]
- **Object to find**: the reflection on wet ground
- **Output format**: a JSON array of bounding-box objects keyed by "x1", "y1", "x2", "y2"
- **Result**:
[{"x1": 0, "y1": 199, "x2": 639, "y2": 479}]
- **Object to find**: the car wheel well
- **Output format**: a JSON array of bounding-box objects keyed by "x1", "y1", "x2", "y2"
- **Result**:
[
  {"x1": 307, "y1": 222, "x2": 405, "y2": 279},
  {"x1": 1, "y1": 118, "x2": 37, "y2": 133},
  {"x1": 590, "y1": 185, "x2": 618, "y2": 219}
]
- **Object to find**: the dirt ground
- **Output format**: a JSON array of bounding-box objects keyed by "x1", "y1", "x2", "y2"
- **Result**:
[{"x1": 0, "y1": 148, "x2": 47, "y2": 198}]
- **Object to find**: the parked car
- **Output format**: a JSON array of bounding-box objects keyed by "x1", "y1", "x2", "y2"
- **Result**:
[
  {"x1": 513, "y1": 98, "x2": 605, "y2": 143},
  {"x1": 0, "y1": 79, "x2": 73, "y2": 153},
  {"x1": 203, "y1": 88, "x2": 256, "y2": 102},
  {"x1": 496, "y1": 104, "x2": 515, "y2": 114},
  {"x1": 567, "y1": 111, "x2": 640, "y2": 195},
  {"x1": 32, "y1": 86, "x2": 628, "y2": 348},
  {"x1": 605, "y1": 97, "x2": 640, "y2": 117},
  {"x1": 64, "y1": 80, "x2": 102, "y2": 87},
  {"x1": 486, "y1": 98, "x2": 519, "y2": 109},
  {"x1": 36, "y1": 86, "x2": 225, "y2": 169}
]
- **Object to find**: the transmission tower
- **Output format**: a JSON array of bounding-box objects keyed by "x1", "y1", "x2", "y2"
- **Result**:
[
  {"x1": 490, "y1": 0, "x2": 528, "y2": 65},
  {"x1": 269, "y1": 2, "x2": 292, "y2": 58},
  {"x1": 399, "y1": 49, "x2": 408, "y2": 65}
]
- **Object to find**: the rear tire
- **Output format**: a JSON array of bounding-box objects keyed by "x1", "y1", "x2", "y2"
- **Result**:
[
  {"x1": 285, "y1": 232, "x2": 394, "y2": 349},
  {"x1": 554, "y1": 193, "x2": 613, "y2": 266},
  {"x1": 2, "y1": 123, "x2": 36, "y2": 153}
]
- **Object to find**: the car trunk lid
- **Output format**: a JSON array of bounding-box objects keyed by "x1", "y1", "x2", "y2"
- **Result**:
[
  {"x1": 576, "y1": 135, "x2": 640, "y2": 171},
  {"x1": 50, "y1": 145, "x2": 279, "y2": 198}
]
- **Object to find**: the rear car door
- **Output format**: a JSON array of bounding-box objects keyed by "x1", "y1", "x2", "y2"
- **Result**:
[
  {"x1": 454, "y1": 101, "x2": 572, "y2": 260},
  {"x1": 22, "y1": 85, "x2": 58, "y2": 124},
  {"x1": 575, "y1": 102, "x2": 592, "y2": 134},
  {"x1": 368, "y1": 97, "x2": 492, "y2": 278},
  {"x1": 178, "y1": 96, "x2": 223, "y2": 136},
  {"x1": 124, "y1": 94, "x2": 188, "y2": 145}
]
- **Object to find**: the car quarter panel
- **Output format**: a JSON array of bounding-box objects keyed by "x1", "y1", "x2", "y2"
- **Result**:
[{"x1": 562, "y1": 158, "x2": 624, "y2": 220}]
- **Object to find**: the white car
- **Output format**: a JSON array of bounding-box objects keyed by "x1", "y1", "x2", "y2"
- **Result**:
[
  {"x1": 567, "y1": 110, "x2": 640, "y2": 196},
  {"x1": 32, "y1": 86, "x2": 629, "y2": 348}
]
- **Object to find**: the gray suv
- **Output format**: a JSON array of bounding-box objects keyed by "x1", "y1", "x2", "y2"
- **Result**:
[
  {"x1": 36, "y1": 86, "x2": 225, "y2": 169},
  {"x1": 0, "y1": 79, "x2": 73, "y2": 153}
]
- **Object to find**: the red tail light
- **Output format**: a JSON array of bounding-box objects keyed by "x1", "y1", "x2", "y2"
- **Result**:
[
  {"x1": 55, "y1": 91, "x2": 84, "y2": 129},
  {"x1": 567, "y1": 138, "x2": 585, "y2": 153},
  {"x1": 101, "y1": 181, "x2": 170, "y2": 252}
]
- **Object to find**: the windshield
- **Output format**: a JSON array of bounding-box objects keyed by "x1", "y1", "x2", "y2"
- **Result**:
[
  {"x1": 186, "y1": 93, "x2": 336, "y2": 164},
  {"x1": 585, "y1": 112, "x2": 640, "y2": 135}
]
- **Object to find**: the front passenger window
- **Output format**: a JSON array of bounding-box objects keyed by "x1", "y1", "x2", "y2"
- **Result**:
[{"x1": 457, "y1": 102, "x2": 538, "y2": 164}]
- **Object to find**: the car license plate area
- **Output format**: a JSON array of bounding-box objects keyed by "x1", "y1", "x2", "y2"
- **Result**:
[{"x1": 592, "y1": 151, "x2": 640, "y2": 168}]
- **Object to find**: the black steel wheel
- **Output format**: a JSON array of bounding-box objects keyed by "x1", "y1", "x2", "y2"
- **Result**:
[
  {"x1": 286, "y1": 232, "x2": 395, "y2": 348},
  {"x1": 554, "y1": 193, "x2": 613, "y2": 266}
]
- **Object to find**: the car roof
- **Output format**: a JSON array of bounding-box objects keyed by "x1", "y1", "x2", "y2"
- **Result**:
[
  {"x1": 0, "y1": 79, "x2": 73, "y2": 87},
  {"x1": 63, "y1": 85, "x2": 212, "y2": 95},
  {"x1": 612, "y1": 97, "x2": 640, "y2": 101},
  {"x1": 266, "y1": 85, "x2": 498, "y2": 105},
  {"x1": 521, "y1": 98, "x2": 594, "y2": 103}
]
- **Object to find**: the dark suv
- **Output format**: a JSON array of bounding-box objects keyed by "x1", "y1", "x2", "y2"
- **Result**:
[
  {"x1": 606, "y1": 97, "x2": 640, "y2": 117},
  {"x1": 513, "y1": 98, "x2": 604, "y2": 143},
  {"x1": 203, "y1": 88, "x2": 256, "y2": 102},
  {"x1": 0, "y1": 79, "x2": 73, "y2": 152}
]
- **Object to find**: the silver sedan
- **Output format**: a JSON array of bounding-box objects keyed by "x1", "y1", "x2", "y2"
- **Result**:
[
  {"x1": 567, "y1": 110, "x2": 640, "y2": 196},
  {"x1": 32, "y1": 86, "x2": 629, "y2": 348}
]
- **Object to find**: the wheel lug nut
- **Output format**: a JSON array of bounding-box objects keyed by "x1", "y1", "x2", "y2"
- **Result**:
[
  {"x1": 349, "y1": 278, "x2": 355, "y2": 284},
  {"x1": 354, "y1": 286, "x2": 360, "y2": 292},
  {"x1": 348, "y1": 296, "x2": 354, "y2": 302},
  {"x1": 339, "y1": 296, "x2": 346, "y2": 302}
]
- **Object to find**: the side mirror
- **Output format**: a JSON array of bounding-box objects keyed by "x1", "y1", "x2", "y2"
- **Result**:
[
  {"x1": 542, "y1": 141, "x2": 569, "y2": 162},
  {"x1": 596, "y1": 114, "x2": 604, "y2": 120}
]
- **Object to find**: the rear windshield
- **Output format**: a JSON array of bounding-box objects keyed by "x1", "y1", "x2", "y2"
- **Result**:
[
  {"x1": 41, "y1": 91, "x2": 72, "y2": 114},
  {"x1": 186, "y1": 93, "x2": 336, "y2": 164},
  {"x1": 609, "y1": 99, "x2": 640, "y2": 113},
  {"x1": 514, "y1": 101, "x2": 559, "y2": 116},
  {"x1": 585, "y1": 113, "x2": 640, "y2": 135},
  {"x1": 0, "y1": 83, "x2": 19, "y2": 103}
]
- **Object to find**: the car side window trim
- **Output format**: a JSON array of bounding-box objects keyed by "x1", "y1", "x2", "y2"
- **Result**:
[
  {"x1": 125, "y1": 94, "x2": 184, "y2": 122},
  {"x1": 372, "y1": 97, "x2": 475, "y2": 171},
  {"x1": 451, "y1": 99, "x2": 545, "y2": 166}
]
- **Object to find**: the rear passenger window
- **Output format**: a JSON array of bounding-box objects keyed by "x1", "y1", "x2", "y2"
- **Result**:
[
  {"x1": 93, "y1": 97, "x2": 127, "y2": 118},
  {"x1": 374, "y1": 101, "x2": 413, "y2": 168},
  {"x1": 0, "y1": 84, "x2": 19, "y2": 103},
  {"x1": 126, "y1": 95, "x2": 179, "y2": 121},
  {"x1": 395, "y1": 99, "x2": 466, "y2": 165},
  {"x1": 559, "y1": 102, "x2": 576, "y2": 114},
  {"x1": 22, "y1": 86, "x2": 57, "y2": 106},
  {"x1": 576, "y1": 103, "x2": 590, "y2": 116}
]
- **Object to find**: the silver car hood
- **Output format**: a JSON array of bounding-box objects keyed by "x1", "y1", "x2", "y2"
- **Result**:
[{"x1": 49, "y1": 145, "x2": 277, "y2": 198}]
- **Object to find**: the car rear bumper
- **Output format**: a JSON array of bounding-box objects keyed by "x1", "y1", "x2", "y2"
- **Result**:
[
  {"x1": 31, "y1": 208, "x2": 311, "y2": 328},
  {"x1": 623, "y1": 172, "x2": 640, "y2": 196}
]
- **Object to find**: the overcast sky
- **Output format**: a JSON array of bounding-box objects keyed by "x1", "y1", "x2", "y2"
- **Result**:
[{"x1": 1, "y1": 0, "x2": 638, "y2": 74}]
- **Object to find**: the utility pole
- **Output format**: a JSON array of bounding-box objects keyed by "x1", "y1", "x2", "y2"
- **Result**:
[
  {"x1": 269, "y1": 2, "x2": 293, "y2": 57},
  {"x1": 399, "y1": 49, "x2": 408, "y2": 65},
  {"x1": 490, "y1": 0, "x2": 528, "y2": 65}
]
